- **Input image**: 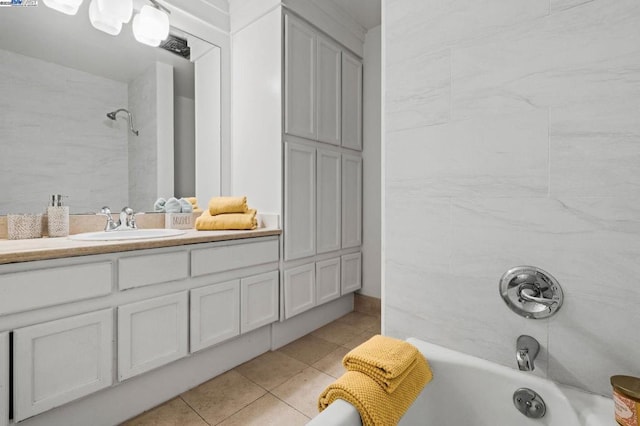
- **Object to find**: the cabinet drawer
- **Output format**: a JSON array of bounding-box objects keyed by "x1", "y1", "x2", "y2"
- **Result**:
[
  {"x1": 241, "y1": 271, "x2": 279, "y2": 333},
  {"x1": 0, "y1": 262, "x2": 112, "y2": 315},
  {"x1": 118, "y1": 292, "x2": 188, "y2": 380},
  {"x1": 119, "y1": 251, "x2": 188, "y2": 290},
  {"x1": 190, "y1": 280, "x2": 240, "y2": 353},
  {"x1": 13, "y1": 309, "x2": 113, "y2": 422},
  {"x1": 316, "y1": 258, "x2": 340, "y2": 305},
  {"x1": 191, "y1": 239, "x2": 278, "y2": 277},
  {"x1": 284, "y1": 263, "x2": 316, "y2": 319}
]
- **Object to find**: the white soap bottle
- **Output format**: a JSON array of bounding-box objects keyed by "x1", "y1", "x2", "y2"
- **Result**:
[{"x1": 47, "y1": 194, "x2": 69, "y2": 237}]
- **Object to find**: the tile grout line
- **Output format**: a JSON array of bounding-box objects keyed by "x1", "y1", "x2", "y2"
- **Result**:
[
  {"x1": 179, "y1": 396, "x2": 213, "y2": 426},
  {"x1": 267, "y1": 390, "x2": 314, "y2": 421}
]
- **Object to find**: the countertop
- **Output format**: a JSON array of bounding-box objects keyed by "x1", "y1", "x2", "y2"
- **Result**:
[{"x1": 0, "y1": 228, "x2": 282, "y2": 265}]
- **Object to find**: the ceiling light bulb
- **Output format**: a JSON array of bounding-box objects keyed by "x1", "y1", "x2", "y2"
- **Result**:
[
  {"x1": 96, "y1": 0, "x2": 133, "y2": 24},
  {"x1": 42, "y1": 0, "x2": 84, "y2": 15},
  {"x1": 132, "y1": 5, "x2": 170, "y2": 47},
  {"x1": 89, "y1": 0, "x2": 123, "y2": 35}
]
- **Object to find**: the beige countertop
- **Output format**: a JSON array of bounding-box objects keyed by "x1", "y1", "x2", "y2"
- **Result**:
[{"x1": 0, "y1": 228, "x2": 282, "y2": 265}]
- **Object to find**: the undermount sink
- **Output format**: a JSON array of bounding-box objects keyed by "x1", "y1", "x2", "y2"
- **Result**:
[{"x1": 68, "y1": 229, "x2": 186, "y2": 241}]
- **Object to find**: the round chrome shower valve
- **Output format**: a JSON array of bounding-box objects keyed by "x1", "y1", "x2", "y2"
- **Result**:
[{"x1": 499, "y1": 266, "x2": 563, "y2": 319}]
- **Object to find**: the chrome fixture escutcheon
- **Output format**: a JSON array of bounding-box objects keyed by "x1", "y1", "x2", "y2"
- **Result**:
[
  {"x1": 499, "y1": 266, "x2": 563, "y2": 319},
  {"x1": 513, "y1": 388, "x2": 546, "y2": 419}
]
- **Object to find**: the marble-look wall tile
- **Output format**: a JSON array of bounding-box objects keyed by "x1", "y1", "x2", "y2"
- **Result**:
[
  {"x1": 0, "y1": 49, "x2": 128, "y2": 214},
  {"x1": 386, "y1": 110, "x2": 549, "y2": 198},
  {"x1": 386, "y1": 0, "x2": 640, "y2": 397},
  {"x1": 386, "y1": 49, "x2": 451, "y2": 131}
]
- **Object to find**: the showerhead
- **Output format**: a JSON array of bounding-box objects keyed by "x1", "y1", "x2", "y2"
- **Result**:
[{"x1": 106, "y1": 108, "x2": 139, "y2": 136}]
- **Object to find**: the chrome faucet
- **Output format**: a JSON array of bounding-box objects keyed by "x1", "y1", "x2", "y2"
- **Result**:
[
  {"x1": 516, "y1": 335, "x2": 539, "y2": 372},
  {"x1": 99, "y1": 206, "x2": 137, "y2": 231}
]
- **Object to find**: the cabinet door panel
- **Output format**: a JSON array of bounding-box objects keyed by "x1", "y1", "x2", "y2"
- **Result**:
[
  {"x1": 316, "y1": 258, "x2": 341, "y2": 305},
  {"x1": 285, "y1": 14, "x2": 316, "y2": 140},
  {"x1": 191, "y1": 280, "x2": 240, "y2": 353},
  {"x1": 241, "y1": 271, "x2": 279, "y2": 333},
  {"x1": 342, "y1": 52, "x2": 363, "y2": 150},
  {"x1": 118, "y1": 292, "x2": 188, "y2": 381},
  {"x1": 284, "y1": 263, "x2": 316, "y2": 319},
  {"x1": 13, "y1": 309, "x2": 113, "y2": 422},
  {"x1": 284, "y1": 142, "x2": 316, "y2": 260},
  {"x1": 317, "y1": 36, "x2": 341, "y2": 145},
  {"x1": 317, "y1": 148, "x2": 341, "y2": 253},
  {"x1": 342, "y1": 154, "x2": 362, "y2": 248},
  {"x1": 0, "y1": 332, "x2": 7, "y2": 426},
  {"x1": 341, "y1": 252, "x2": 362, "y2": 294}
]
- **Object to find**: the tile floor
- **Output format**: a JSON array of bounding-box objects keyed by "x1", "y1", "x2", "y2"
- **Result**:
[{"x1": 122, "y1": 311, "x2": 381, "y2": 426}]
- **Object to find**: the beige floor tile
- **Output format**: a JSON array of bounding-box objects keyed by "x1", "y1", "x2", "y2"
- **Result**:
[
  {"x1": 271, "y1": 367, "x2": 336, "y2": 418},
  {"x1": 310, "y1": 321, "x2": 362, "y2": 346},
  {"x1": 181, "y1": 370, "x2": 266, "y2": 425},
  {"x1": 342, "y1": 330, "x2": 378, "y2": 350},
  {"x1": 235, "y1": 350, "x2": 308, "y2": 390},
  {"x1": 336, "y1": 312, "x2": 381, "y2": 333},
  {"x1": 122, "y1": 398, "x2": 207, "y2": 426},
  {"x1": 218, "y1": 393, "x2": 309, "y2": 426},
  {"x1": 311, "y1": 346, "x2": 350, "y2": 378},
  {"x1": 278, "y1": 334, "x2": 340, "y2": 365}
]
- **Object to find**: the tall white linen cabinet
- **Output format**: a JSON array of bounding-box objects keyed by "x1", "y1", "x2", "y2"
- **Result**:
[{"x1": 232, "y1": 6, "x2": 363, "y2": 320}]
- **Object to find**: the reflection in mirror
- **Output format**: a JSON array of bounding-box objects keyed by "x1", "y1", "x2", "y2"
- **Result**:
[{"x1": 0, "y1": 2, "x2": 213, "y2": 215}]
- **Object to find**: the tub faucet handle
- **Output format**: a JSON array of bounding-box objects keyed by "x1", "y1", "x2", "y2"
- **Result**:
[{"x1": 516, "y1": 335, "x2": 539, "y2": 372}]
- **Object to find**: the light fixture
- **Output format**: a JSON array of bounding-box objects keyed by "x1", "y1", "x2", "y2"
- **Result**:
[
  {"x1": 132, "y1": 3, "x2": 170, "y2": 47},
  {"x1": 89, "y1": 0, "x2": 132, "y2": 36},
  {"x1": 42, "y1": 0, "x2": 83, "y2": 15}
]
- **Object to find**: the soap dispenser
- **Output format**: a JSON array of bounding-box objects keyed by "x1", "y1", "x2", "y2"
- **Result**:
[{"x1": 47, "y1": 194, "x2": 69, "y2": 237}]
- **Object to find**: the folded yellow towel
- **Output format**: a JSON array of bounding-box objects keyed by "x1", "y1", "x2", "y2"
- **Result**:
[
  {"x1": 208, "y1": 196, "x2": 248, "y2": 216},
  {"x1": 343, "y1": 335, "x2": 432, "y2": 394},
  {"x1": 318, "y1": 354, "x2": 432, "y2": 425},
  {"x1": 195, "y1": 209, "x2": 257, "y2": 230},
  {"x1": 184, "y1": 197, "x2": 203, "y2": 213}
]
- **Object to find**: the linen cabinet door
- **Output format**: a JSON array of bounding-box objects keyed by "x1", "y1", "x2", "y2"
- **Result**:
[
  {"x1": 284, "y1": 263, "x2": 316, "y2": 319},
  {"x1": 341, "y1": 52, "x2": 362, "y2": 151},
  {"x1": 284, "y1": 142, "x2": 316, "y2": 260},
  {"x1": 0, "y1": 332, "x2": 7, "y2": 426},
  {"x1": 316, "y1": 258, "x2": 341, "y2": 305},
  {"x1": 342, "y1": 153, "x2": 362, "y2": 248},
  {"x1": 190, "y1": 280, "x2": 240, "y2": 353},
  {"x1": 13, "y1": 309, "x2": 113, "y2": 422},
  {"x1": 285, "y1": 13, "x2": 316, "y2": 140},
  {"x1": 316, "y1": 35, "x2": 341, "y2": 145},
  {"x1": 341, "y1": 252, "x2": 362, "y2": 294},
  {"x1": 241, "y1": 271, "x2": 279, "y2": 333},
  {"x1": 317, "y1": 148, "x2": 341, "y2": 253},
  {"x1": 118, "y1": 292, "x2": 188, "y2": 381}
]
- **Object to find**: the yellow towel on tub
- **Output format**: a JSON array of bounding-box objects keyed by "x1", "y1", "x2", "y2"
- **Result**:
[
  {"x1": 208, "y1": 196, "x2": 248, "y2": 216},
  {"x1": 195, "y1": 209, "x2": 257, "y2": 230},
  {"x1": 318, "y1": 354, "x2": 432, "y2": 425},
  {"x1": 343, "y1": 335, "x2": 432, "y2": 393}
]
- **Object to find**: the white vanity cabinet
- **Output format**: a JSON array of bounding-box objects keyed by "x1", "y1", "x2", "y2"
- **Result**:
[
  {"x1": 190, "y1": 280, "x2": 240, "y2": 353},
  {"x1": 316, "y1": 35, "x2": 342, "y2": 145},
  {"x1": 0, "y1": 332, "x2": 8, "y2": 426},
  {"x1": 341, "y1": 52, "x2": 363, "y2": 151},
  {"x1": 342, "y1": 153, "x2": 363, "y2": 248},
  {"x1": 341, "y1": 252, "x2": 362, "y2": 294},
  {"x1": 283, "y1": 263, "x2": 316, "y2": 319},
  {"x1": 13, "y1": 309, "x2": 113, "y2": 422},
  {"x1": 317, "y1": 148, "x2": 342, "y2": 254},
  {"x1": 118, "y1": 292, "x2": 189, "y2": 381},
  {"x1": 241, "y1": 271, "x2": 279, "y2": 333},
  {"x1": 316, "y1": 257, "x2": 341, "y2": 305}
]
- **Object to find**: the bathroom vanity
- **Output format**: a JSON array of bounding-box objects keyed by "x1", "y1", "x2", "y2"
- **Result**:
[{"x1": 0, "y1": 230, "x2": 355, "y2": 425}]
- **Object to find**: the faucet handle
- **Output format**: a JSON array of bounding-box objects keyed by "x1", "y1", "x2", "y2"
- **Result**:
[{"x1": 98, "y1": 206, "x2": 118, "y2": 231}]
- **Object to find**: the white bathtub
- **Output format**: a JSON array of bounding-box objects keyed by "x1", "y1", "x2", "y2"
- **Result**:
[{"x1": 309, "y1": 338, "x2": 615, "y2": 425}]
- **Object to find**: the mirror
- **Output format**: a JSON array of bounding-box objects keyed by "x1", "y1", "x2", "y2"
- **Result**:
[{"x1": 0, "y1": 3, "x2": 214, "y2": 215}]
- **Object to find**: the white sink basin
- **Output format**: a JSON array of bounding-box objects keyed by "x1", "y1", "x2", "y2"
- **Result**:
[{"x1": 68, "y1": 229, "x2": 186, "y2": 241}]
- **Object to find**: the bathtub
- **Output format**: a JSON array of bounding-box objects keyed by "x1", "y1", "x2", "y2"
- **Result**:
[{"x1": 308, "y1": 338, "x2": 614, "y2": 425}]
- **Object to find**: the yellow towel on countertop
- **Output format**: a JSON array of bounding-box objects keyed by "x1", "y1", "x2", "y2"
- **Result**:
[
  {"x1": 195, "y1": 209, "x2": 257, "y2": 230},
  {"x1": 208, "y1": 196, "x2": 248, "y2": 216},
  {"x1": 318, "y1": 353, "x2": 432, "y2": 425},
  {"x1": 343, "y1": 335, "x2": 432, "y2": 394},
  {"x1": 185, "y1": 197, "x2": 203, "y2": 213}
]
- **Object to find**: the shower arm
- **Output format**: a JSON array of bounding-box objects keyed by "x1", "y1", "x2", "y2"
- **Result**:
[{"x1": 107, "y1": 108, "x2": 139, "y2": 136}]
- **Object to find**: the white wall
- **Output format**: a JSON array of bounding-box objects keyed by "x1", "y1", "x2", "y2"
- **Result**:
[
  {"x1": 0, "y1": 49, "x2": 128, "y2": 214},
  {"x1": 384, "y1": 0, "x2": 640, "y2": 396},
  {"x1": 361, "y1": 26, "x2": 382, "y2": 299}
]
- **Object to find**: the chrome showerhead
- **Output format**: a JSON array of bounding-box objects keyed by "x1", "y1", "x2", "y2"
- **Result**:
[{"x1": 106, "y1": 108, "x2": 139, "y2": 136}]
